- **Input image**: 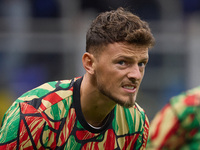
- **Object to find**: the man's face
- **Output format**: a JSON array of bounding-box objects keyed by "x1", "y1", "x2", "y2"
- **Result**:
[{"x1": 93, "y1": 42, "x2": 149, "y2": 108}]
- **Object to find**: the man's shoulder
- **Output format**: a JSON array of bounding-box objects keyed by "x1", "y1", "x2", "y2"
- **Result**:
[{"x1": 15, "y1": 77, "x2": 81, "y2": 112}]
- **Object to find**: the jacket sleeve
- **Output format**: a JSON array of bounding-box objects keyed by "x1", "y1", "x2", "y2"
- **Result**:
[
  {"x1": 0, "y1": 100, "x2": 49, "y2": 149},
  {"x1": 0, "y1": 102, "x2": 21, "y2": 149}
]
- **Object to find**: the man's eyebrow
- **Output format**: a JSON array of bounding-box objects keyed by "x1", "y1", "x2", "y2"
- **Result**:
[
  {"x1": 115, "y1": 55, "x2": 149, "y2": 61},
  {"x1": 141, "y1": 57, "x2": 149, "y2": 61},
  {"x1": 114, "y1": 56, "x2": 134, "y2": 60}
]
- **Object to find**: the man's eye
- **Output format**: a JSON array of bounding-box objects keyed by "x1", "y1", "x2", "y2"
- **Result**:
[
  {"x1": 138, "y1": 62, "x2": 146, "y2": 67},
  {"x1": 118, "y1": 61, "x2": 126, "y2": 65}
]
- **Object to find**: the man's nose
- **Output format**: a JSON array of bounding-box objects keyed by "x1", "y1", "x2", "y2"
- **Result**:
[{"x1": 127, "y1": 65, "x2": 142, "y2": 81}]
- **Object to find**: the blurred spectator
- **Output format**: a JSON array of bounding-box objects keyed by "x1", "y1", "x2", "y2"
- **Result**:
[{"x1": 147, "y1": 86, "x2": 200, "y2": 149}]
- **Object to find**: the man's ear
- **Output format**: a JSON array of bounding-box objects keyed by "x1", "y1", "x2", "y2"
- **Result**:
[{"x1": 82, "y1": 52, "x2": 96, "y2": 75}]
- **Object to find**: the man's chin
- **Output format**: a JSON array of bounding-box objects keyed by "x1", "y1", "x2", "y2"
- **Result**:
[
  {"x1": 116, "y1": 99, "x2": 136, "y2": 108},
  {"x1": 122, "y1": 102, "x2": 135, "y2": 108}
]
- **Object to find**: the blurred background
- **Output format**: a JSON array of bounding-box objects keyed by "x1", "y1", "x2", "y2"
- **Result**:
[{"x1": 0, "y1": 0, "x2": 200, "y2": 123}]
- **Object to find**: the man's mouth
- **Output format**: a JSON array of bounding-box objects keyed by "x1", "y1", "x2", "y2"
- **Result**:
[
  {"x1": 123, "y1": 85, "x2": 135, "y2": 90},
  {"x1": 122, "y1": 85, "x2": 137, "y2": 93}
]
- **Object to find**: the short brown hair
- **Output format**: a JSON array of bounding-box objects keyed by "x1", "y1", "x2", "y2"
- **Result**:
[{"x1": 86, "y1": 7, "x2": 155, "y2": 54}]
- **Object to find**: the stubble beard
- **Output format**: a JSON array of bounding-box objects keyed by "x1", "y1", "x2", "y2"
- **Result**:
[{"x1": 97, "y1": 84, "x2": 136, "y2": 108}]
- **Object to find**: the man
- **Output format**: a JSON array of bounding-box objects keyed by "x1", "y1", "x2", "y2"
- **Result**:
[
  {"x1": 147, "y1": 86, "x2": 200, "y2": 150},
  {"x1": 0, "y1": 7, "x2": 155, "y2": 149}
]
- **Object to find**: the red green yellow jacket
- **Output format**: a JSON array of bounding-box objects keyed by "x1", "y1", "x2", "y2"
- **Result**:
[{"x1": 0, "y1": 77, "x2": 149, "y2": 150}]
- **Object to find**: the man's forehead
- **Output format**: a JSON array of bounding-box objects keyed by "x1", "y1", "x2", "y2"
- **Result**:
[
  {"x1": 108, "y1": 43, "x2": 148, "y2": 54},
  {"x1": 107, "y1": 42, "x2": 148, "y2": 51}
]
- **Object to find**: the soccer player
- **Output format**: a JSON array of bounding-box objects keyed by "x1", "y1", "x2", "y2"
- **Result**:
[
  {"x1": 147, "y1": 86, "x2": 200, "y2": 150},
  {"x1": 0, "y1": 7, "x2": 155, "y2": 149}
]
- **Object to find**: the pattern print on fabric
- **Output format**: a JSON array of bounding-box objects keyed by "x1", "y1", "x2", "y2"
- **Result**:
[
  {"x1": 0, "y1": 77, "x2": 149, "y2": 150},
  {"x1": 147, "y1": 86, "x2": 200, "y2": 150}
]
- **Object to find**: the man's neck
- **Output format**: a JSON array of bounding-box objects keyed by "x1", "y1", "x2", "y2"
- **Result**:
[{"x1": 80, "y1": 75, "x2": 115, "y2": 127}]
